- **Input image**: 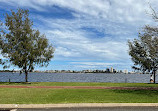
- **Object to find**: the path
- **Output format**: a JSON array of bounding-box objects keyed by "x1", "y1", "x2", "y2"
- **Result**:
[
  {"x1": 15, "y1": 107, "x2": 158, "y2": 111},
  {"x1": 1, "y1": 104, "x2": 158, "y2": 111},
  {"x1": 0, "y1": 85, "x2": 158, "y2": 90}
]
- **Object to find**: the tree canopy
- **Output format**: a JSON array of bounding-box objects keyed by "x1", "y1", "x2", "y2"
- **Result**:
[
  {"x1": 128, "y1": 26, "x2": 158, "y2": 72},
  {"x1": 0, "y1": 9, "x2": 54, "y2": 82}
]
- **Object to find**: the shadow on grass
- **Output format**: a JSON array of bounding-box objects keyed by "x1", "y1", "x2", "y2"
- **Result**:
[
  {"x1": 121, "y1": 83, "x2": 158, "y2": 88},
  {"x1": 0, "y1": 82, "x2": 32, "y2": 85},
  {"x1": 112, "y1": 89, "x2": 158, "y2": 97}
]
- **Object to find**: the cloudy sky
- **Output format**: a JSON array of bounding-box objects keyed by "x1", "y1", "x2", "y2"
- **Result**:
[{"x1": 0, "y1": 0, "x2": 157, "y2": 71}]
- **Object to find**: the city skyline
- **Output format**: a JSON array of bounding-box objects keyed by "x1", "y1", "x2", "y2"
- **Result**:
[
  {"x1": 0, "y1": 0, "x2": 157, "y2": 71},
  {"x1": 1, "y1": 67, "x2": 131, "y2": 74}
]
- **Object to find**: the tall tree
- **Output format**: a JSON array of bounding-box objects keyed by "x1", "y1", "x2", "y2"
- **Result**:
[
  {"x1": 0, "y1": 9, "x2": 54, "y2": 82},
  {"x1": 128, "y1": 25, "x2": 158, "y2": 83},
  {"x1": 128, "y1": 6, "x2": 158, "y2": 83}
]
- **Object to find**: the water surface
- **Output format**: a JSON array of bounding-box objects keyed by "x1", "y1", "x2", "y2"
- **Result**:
[{"x1": 0, "y1": 72, "x2": 156, "y2": 83}]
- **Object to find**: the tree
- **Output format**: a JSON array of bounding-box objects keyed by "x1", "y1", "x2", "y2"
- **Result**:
[
  {"x1": 106, "y1": 68, "x2": 110, "y2": 73},
  {"x1": 128, "y1": 25, "x2": 158, "y2": 83},
  {"x1": 0, "y1": 9, "x2": 54, "y2": 82},
  {"x1": 128, "y1": 5, "x2": 158, "y2": 83}
]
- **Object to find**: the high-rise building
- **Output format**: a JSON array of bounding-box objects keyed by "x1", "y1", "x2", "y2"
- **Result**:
[{"x1": 110, "y1": 67, "x2": 113, "y2": 73}]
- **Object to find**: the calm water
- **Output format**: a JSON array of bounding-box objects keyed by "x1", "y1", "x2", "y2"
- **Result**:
[{"x1": 0, "y1": 72, "x2": 157, "y2": 83}]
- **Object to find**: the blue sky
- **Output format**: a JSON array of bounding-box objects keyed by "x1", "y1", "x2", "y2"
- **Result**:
[{"x1": 0, "y1": 0, "x2": 157, "y2": 71}]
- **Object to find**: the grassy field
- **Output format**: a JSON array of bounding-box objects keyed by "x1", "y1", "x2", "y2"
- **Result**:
[
  {"x1": 0, "y1": 88, "x2": 158, "y2": 104},
  {"x1": 0, "y1": 82, "x2": 158, "y2": 87},
  {"x1": 0, "y1": 82, "x2": 158, "y2": 104}
]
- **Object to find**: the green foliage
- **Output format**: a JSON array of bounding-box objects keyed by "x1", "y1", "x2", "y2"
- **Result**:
[
  {"x1": 0, "y1": 9, "x2": 54, "y2": 82},
  {"x1": 0, "y1": 21, "x2": 2, "y2": 64},
  {"x1": 128, "y1": 25, "x2": 158, "y2": 73}
]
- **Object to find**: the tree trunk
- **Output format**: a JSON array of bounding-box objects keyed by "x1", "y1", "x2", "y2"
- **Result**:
[
  {"x1": 153, "y1": 70, "x2": 156, "y2": 84},
  {"x1": 25, "y1": 70, "x2": 28, "y2": 82}
]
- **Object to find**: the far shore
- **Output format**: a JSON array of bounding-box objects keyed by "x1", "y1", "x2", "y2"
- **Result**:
[{"x1": 0, "y1": 70, "x2": 147, "y2": 74}]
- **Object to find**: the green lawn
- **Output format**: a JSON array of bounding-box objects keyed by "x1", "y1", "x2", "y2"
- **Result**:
[
  {"x1": 0, "y1": 88, "x2": 158, "y2": 104},
  {"x1": 0, "y1": 82, "x2": 158, "y2": 104},
  {"x1": 0, "y1": 82, "x2": 158, "y2": 87}
]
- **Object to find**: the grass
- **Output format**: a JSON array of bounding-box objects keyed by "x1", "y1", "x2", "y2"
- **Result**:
[
  {"x1": 0, "y1": 88, "x2": 158, "y2": 104},
  {"x1": 0, "y1": 82, "x2": 158, "y2": 87},
  {"x1": 0, "y1": 82, "x2": 158, "y2": 104}
]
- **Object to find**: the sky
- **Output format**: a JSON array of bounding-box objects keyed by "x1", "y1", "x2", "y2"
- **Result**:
[{"x1": 0, "y1": 0, "x2": 158, "y2": 71}]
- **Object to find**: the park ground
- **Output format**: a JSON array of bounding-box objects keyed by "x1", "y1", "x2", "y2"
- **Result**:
[{"x1": 0, "y1": 82, "x2": 158, "y2": 104}]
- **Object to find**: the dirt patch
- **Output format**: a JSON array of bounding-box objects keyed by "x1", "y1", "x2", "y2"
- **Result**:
[{"x1": 0, "y1": 85, "x2": 158, "y2": 90}]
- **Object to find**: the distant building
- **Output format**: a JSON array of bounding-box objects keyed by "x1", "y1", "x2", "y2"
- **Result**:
[
  {"x1": 124, "y1": 69, "x2": 128, "y2": 74},
  {"x1": 110, "y1": 67, "x2": 113, "y2": 73}
]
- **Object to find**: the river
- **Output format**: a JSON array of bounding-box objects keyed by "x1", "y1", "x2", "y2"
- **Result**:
[{"x1": 0, "y1": 72, "x2": 156, "y2": 83}]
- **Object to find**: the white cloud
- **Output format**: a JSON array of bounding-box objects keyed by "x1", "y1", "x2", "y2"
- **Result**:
[
  {"x1": 36, "y1": 15, "x2": 130, "y2": 61},
  {"x1": 68, "y1": 61, "x2": 132, "y2": 70},
  {"x1": 71, "y1": 62, "x2": 124, "y2": 66},
  {"x1": 1, "y1": 0, "x2": 156, "y2": 23},
  {"x1": 55, "y1": 46, "x2": 81, "y2": 58}
]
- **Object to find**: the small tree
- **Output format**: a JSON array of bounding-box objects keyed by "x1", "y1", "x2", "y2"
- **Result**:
[{"x1": 0, "y1": 9, "x2": 54, "y2": 82}]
